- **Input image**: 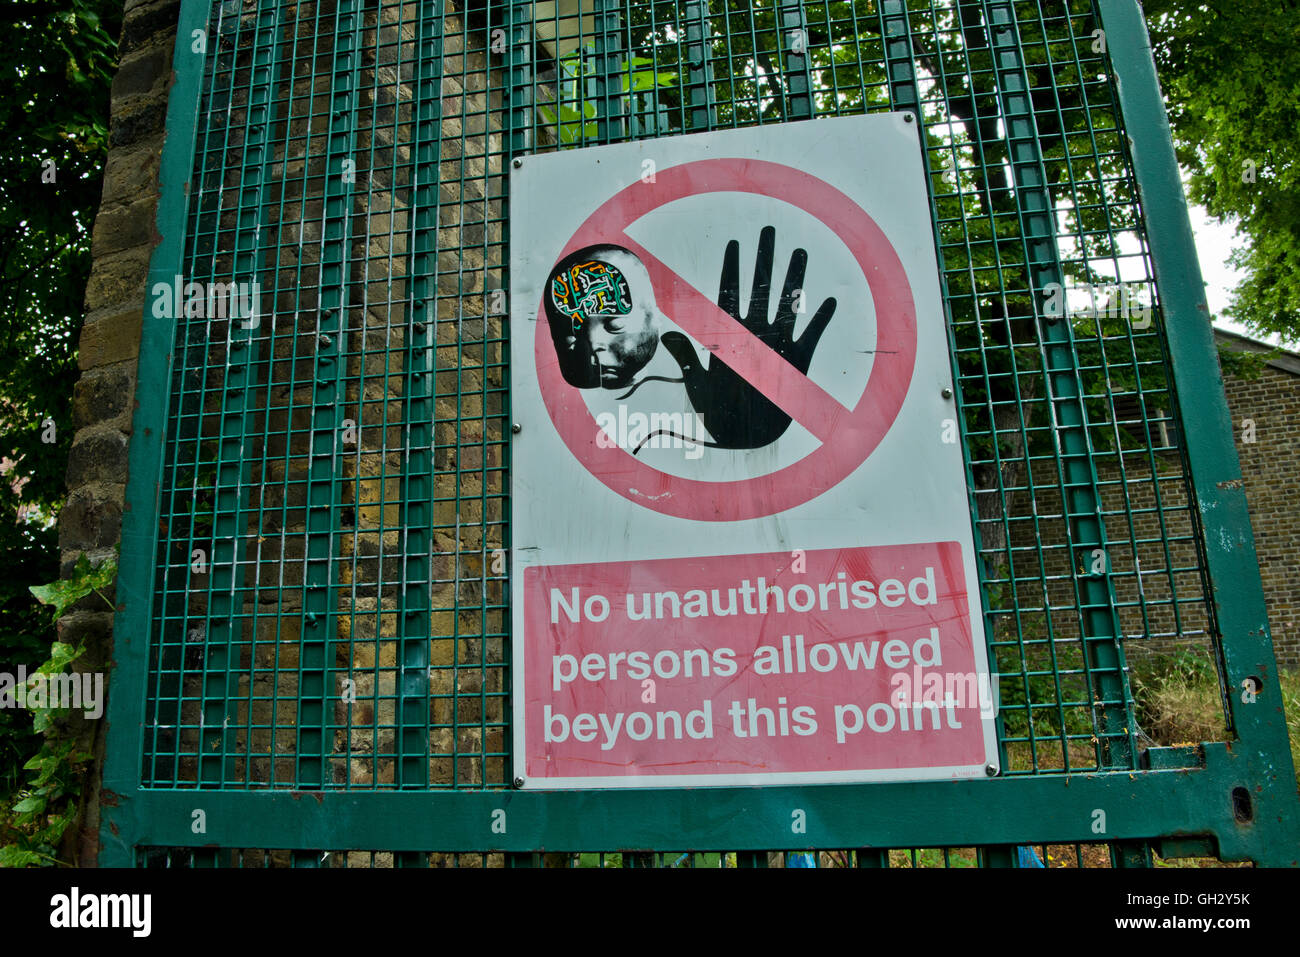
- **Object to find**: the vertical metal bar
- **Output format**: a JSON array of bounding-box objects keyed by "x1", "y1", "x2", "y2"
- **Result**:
[
  {"x1": 506, "y1": 0, "x2": 533, "y2": 157},
  {"x1": 980, "y1": 845, "x2": 1016, "y2": 867},
  {"x1": 386, "y1": 0, "x2": 442, "y2": 871},
  {"x1": 777, "y1": 0, "x2": 813, "y2": 120},
  {"x1": 147, "y1": 0, "x2": 236, "y2": 789},
  {"x1": 880, "y1": 0, "x2": 1008, "y2": 778},
  {"x1": 502, "y1": 0, "x2": 535, "y2": 875},
  {"x1": 394, "y1": 0, "x2": 443, "y2": 796},
  {"x1": 855, "y1": 848, "x2": 890, "y2": 868},
  {"x1": 295, "y1": 0, "x2": 364, "y2": 805},
  {"x1": 200, "y1": 0, "x2": 284, "y2": 790},
  {"x1": 683, "y1": 0, "x2": 716, "y2": 132},
  {"x1": 1096, "y1": 0, "x2": 1300, "y2": 864},
  {"x1": 982, "y1": 0, "x2": 1137, "y2": 778},
  {"x1": 592, "y1": 0, "x2": 623, "y2": 144},
  {"x1": 880, "y1": 0, "x2": 917, "y2": 113},
  {"x1": 1111, "y1": 841, "x2": 1154, "y2": 868},
  {"x1": 99, "y1": 0, "x2": 212, "y2": 867}
]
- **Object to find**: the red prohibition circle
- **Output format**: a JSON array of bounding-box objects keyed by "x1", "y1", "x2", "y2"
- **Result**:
[{"x1": 533, "y1": 157, "x2": 918, "y2": 522}]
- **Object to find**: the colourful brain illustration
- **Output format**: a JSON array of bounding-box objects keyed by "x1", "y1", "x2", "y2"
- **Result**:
[{"x1": 549, "y1": 260, "x2": 633, "y2": 333}]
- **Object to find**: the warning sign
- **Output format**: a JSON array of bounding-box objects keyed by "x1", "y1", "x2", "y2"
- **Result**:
[{"x1": 510, "y1": 113, "x2": 998, "y2": 787}]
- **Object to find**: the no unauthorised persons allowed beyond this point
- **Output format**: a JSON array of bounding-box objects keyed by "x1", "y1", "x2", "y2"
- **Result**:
[{"x1": 509, "y1": 113, "x2": 998, "y2": 788}]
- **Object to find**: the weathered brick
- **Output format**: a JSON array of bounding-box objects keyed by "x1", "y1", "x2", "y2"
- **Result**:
[
  {"x1": 72, "y1": 367, "x2": 134, "y2": 428},
  {"x1": 55, "y1": 613, "x2": 114, "y2": 670},
  {"x1": 66, "y1": 430, "x2": 131, "y2": 487},
  {"x1": 91, "y1": 197, "x2": 158, "y2": 257},
  {"x1": 1010, "y1": 337, "x2": 1300, "y2": 669},
  {"x1": 111, "y1": 47, "x2": 169, "y2": 99},
  {"x1": 102, "y1": 144, "x2": 162, "y2": 202},
  {"x1": 120, "y1": 0, "x2": 182, "y2": 49},
  {"x1": 108, "y1": 98, "x2": 168, "y2": 150},
  {"x1": 1223, "y1": 357, "x2": 1300, "y2": 668},
  {"x1": 59, "y1": 487, "x2": 125, "y2": 552},
  {"x1": 83, "y1": 249, "x2": 151, "y2": 313},
  {"x1": 59, "y1": 0, "x2": 179, "y2": 870},
  {"x1": 78, "y1": 306, "x2": 144, "y2": 371}
]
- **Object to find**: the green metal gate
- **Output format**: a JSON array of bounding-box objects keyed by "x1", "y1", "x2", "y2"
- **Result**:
[{"x1": 101, "y1": 0, "x2": 1299, "y2": 866}]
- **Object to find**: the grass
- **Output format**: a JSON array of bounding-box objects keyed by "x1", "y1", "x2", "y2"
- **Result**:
[
  {"x1": 1128, "y1": 653, "x2": 1298, "y2": 868},
  {"x1": 1130, "y1": 653, "x2": 1300, "y2": 787}
]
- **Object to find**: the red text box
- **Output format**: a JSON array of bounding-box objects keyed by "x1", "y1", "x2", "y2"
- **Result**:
[{"x1": 523, "y1": 542, "x2": 988, "y2": 782}]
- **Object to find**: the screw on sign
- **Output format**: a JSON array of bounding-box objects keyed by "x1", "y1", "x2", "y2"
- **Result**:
[{"x1": 510, "y1": 115, "x2": 998, "y2": 788}]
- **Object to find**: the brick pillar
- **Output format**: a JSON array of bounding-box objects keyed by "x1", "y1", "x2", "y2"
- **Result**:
[{"x1": 58, "y1": 0, "x2": 180, "y2": 866}]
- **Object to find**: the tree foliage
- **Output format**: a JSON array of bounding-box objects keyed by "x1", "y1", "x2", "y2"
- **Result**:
[
  {"x1": 0, "y1": 0, "x2": 120, "y2": 506},
  {"x1": 0, "y1": 0, "x2": 120, "y2": 813},
  {"x1": 1145, "y1": 0, "x2": 1300, "y2": 339}
]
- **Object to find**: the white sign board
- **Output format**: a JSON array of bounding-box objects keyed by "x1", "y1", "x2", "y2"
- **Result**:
[{"x1": 509, "y1": 113, "x2": 998, "y2": 789}]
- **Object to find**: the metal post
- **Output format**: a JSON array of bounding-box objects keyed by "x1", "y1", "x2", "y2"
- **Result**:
[
  {"x1": 503, "y1": 0, "x2": 534, "y2": 874},
  {"x1": 1097, "y1": 0, "x2": 1300, "y2": 866},
  {"x1": 683, "y1": 0, "x2": 716, "y2": 131},
  {"x1": 98, "y1": 0, "x2": 213, "y2": 866},
  {"x1": 294, "y1": 0, "x2": 363, "y2": 804},
  {"x1": 855, "y1": 848, "x2": 890, "y2": 867},
  {"x1": 880, "y1": 0, "x2": 1010, "y2": 776},
  {"x1": 592, "y1": 0, "x2": 623, "y2": 144},
  {"x1": 777, "y1": 0, "x2": 812, "y2": 120}
]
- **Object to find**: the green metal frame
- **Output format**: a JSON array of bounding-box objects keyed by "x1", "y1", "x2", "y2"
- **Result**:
[
  {"x1": 1099, "y1": 0, "x2": 1297, "y2": 825},
  {"x1": 100, "y1": 0, "x2": 1299, "y2": 866}
]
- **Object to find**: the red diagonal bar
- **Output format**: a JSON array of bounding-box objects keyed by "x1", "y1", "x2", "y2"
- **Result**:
[{"x1": 618, "y1": 232, "x2": 851, "y2": 445}]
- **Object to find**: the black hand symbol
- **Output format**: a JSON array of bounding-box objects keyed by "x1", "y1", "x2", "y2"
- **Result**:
[{"x1": 661, "y1": 226, "x2": 836, "y2": 449}]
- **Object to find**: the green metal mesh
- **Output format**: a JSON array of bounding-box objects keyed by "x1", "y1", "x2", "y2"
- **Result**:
[
  {"x1": 132, "y1": 0, "x2": 1229, "y2": 861},
  {"x1": 148, "y1": 0, "x2": 511, "y2": 792}
]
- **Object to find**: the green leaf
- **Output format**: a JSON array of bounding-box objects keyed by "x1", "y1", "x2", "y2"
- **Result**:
[
  {"x1": 83, "y1": 556, "x2": 117, "y2": 593},
  {"x1": 38, "y1": 642, "x2": 84, "y2": 675},
  {"x1": 12, "y1": 795, "x2": 47, "y2": 814},
  {"x1": 29, "y1": 578, "x2": 93, "y2": 621},
  {"x1": 0, "y1": 846, "x2": 46, "y2": 867},
  {"x1": 28, "y1": 552, "x2": 116, "y2": 621}
]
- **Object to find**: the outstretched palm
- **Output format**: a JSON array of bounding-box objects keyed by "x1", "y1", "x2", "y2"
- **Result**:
[{"x1": 661, "y1": 226, "x2": 836, "y2": 449}]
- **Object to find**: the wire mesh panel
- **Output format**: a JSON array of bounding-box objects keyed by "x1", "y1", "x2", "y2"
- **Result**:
[
  {"x1": 145, "y1": 0, "x2": 510, "y2": 792},
  {"x1": 101, "y1": 0, "x2": 1297, "y2": 865}
]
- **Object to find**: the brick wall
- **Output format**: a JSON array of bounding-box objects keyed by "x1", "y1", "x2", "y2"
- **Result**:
[
  {"x1": 1217, "y1": 334, "x2": 1300, "y2": 667},
  {"x1": 999, "y1": 334, "x2": 1300, "y2": 672}
]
